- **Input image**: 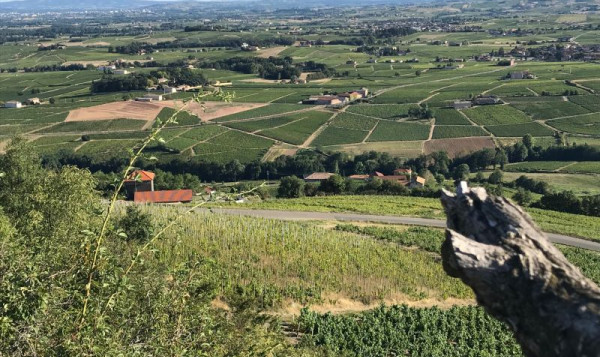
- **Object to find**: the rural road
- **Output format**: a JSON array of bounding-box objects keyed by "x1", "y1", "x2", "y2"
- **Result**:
[{"x1": 200, "y1": 208, "x2": 600, "y2": 252}]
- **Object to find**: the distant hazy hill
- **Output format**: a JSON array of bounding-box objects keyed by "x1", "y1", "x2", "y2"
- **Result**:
[{"x1": 0, "y1": 0, "x2": 419, "y2": 11}]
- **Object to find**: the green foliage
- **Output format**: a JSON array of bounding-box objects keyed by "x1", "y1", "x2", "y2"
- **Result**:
[
  {"x1": 433, "y1": 125, "x2": 489, "y2": 138},
  {"x1": 434, "y1": 108, "x2": 472, "y2": 125},
  {"x1": 297, "y1": 305, "x2": 522, "y2": 356},
  {"x1": 117, "y1": 206, "x2": 154, "y2": 242},
  {"x1": 278, "y1": 175, "x2": 305, "y2": 198},
  {"x1": 486, "y1": 122, "x2": 554, "y2": 137},
  {"x1": 367, "y1": 121, "x2": 430, "y2": 141},
  {"x1": 463, "y1": 105, "x2": 531, "y2": 126},
  {"x1": 335, "y1": 224, "x2": 444, "y2": 252}
]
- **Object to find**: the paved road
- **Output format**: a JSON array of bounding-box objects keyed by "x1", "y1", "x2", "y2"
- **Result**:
[{"x1": 200, "y1": 208, "x2": 600, "y2": 252}]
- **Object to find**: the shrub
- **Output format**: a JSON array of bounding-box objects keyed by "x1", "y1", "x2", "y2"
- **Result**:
[{"x1": 117, "y1": 205, "x2": 154, "y2": 242}]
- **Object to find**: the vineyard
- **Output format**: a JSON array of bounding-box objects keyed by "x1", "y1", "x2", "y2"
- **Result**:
[
  {"x1": 346, "y1": 104, "x2": 419, "y2": 119},
  {"x1": 432, "y1": 125, "x2": 488, "y2": 138},
  {"x1": 547, "y1": 113, "x2": 600, "y2": 135},
  {"x1": 367, "y1": 121, "x2": 431, "y2": 141},
  {"x1": 296, "y1": 305, "x2": 522, "y2": 356},
  {"x1": 209, "y1": 195, "x2": 600, "y2": 242},
  {"x1": 433, "y1": 108, "x2": 472, "y2": 125},
  {"x1": 462, "y1": 105, "x2": 532, "y2": 125},
  {"x1": 485, "y1": 122, "x2": 554, "y2": 137}
]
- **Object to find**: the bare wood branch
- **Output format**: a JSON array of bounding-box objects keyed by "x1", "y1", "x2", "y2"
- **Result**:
[{"x1": 440, "y1": 182, "x2": 600, "y2": 357}]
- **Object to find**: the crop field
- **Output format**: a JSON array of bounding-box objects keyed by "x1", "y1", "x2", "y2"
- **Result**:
[
  {"x1": 330, "y1": 112, "x2": 379, "y2": 131},
  {"x1": 504, "y1": 161, "x2": 573, "y2": 172},
  {"x1": 259, "y1": 112, "x2": 331, "y2": 145},
  {"x1": 189, "y1": 130, "x2": 274, "y2": 163},
  {"x1": 462, "y1": 105, "x2": 532, "y2": 125},
  {"x1": 77, "y1": 139, "x2": 140, "y2": 155},
  {"x1": 367, "y1": 121, "x2": 431, "y2": 141},
  {"x1": 213, "y1": 103, "x2": 305, "y2": 122},
  {"x1": 346, "y1": 104, "x2": 419, "y2": 119},
  {"x1": 569, "y1": 95, "x2": 600, "y2": 112},
  {"x1": 547, "y1": 113, "x2": 600, "y2": 135},
  {"x1": 424, "y1": 137, "x2": 495, "y2": 157},
  {"x1": 34, "y1": 118, "x2": 146, "y2": 133},
  {"x1": 156, "y1": 107, "x2": 201, "y2": 126},
  {"x1": 433, "y1": 108, "x2": 472, "y2": 125},
  {"x1": 311, "y1": 126, "x2": 369, "y2": 146},
  {"x1": 561, "y1": 162, "x2": 600, "y2": 174},
  {"x1": 432, "y1": 125, "x2": 489, "y2": 139},
  {"x1": 485, "y1": 122, "x2": 554, "y2": 137},
  {"x1": 511, "y1": 100, "x2": 590, "y2": 120},
  {"x1": 223, "y1": 114, "x2": 300, "y2": 132}
]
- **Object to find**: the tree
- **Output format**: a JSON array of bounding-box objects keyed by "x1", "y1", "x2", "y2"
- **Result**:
[
  {"x1": 539, "y1": 191, "x2": 581, "y2": 214},
  {"x1": 522, "y1": 134, "x2": 534, "y2": 151},
  {"x1": 116, "y1": 206, "x2": 154, "y2": 242},
  {"x1": 277, "y1": 176, "x2": 305, "y2": 198},
  {"x1": 318, "y1": 174, "x2": 346, "y2": 194},
  {"x1": 494, "y1": 149, "x2": 508, "y2": 169},
  {"x1": 415, "y1": 70, "x2": 421, "y2": 77},
  {"x1": 488, "y1": 169, "x2": 504, "y2": 184},
  {"x1": 49, "y1": 97, "x2": 56, "y2": 105},
  {"x1": 513, "y1": 187, "x2": 533, "y2": 206},
  {"x1": 452, "y1": 164, "x2": 470, "y2": 181}
]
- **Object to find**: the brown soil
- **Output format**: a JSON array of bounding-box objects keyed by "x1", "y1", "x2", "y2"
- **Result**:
[
  {"x1": 424, "y1": 137, "x2": 496, "y2": 158},
  {"x1": 257, "y1": 46, "x2": 288, "y2": 58},
  {"x1": 65, "y1": 101, "x2": 164, "y2": 122},
  {"x1": 164, "y1": 100, "x2": 268, "y2": 122},
  {"x1": 273, "y1": 293, "x2": 475, "y2": 319}
]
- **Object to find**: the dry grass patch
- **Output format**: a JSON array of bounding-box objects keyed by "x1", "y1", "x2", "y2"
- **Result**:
[
  {"x1": 65, "y1": 101, "x2": 164, "y2": 122},
  {"x1": 424, "y1": 137, "x2": 495, "y2": 157}
]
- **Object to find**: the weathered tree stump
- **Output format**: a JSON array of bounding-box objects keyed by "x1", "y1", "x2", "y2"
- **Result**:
[{"x1": 441, "y1": 182, "x2": 600, "y2": 357}]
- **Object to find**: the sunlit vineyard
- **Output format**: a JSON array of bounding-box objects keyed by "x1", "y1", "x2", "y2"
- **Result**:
[
  {"x1": 146, "y1": 207, "x2": 472, "y2": 306},
  {"x1": 296, "y1": 305, "x2": 522, "y2": 356}
]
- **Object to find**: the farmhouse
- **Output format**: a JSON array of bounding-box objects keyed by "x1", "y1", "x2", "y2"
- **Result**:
[
  {"x1": 143, "y1": 94, "x2": 164, "y2": 101},
  {"x1": 453, "y1": 101, "x2": 472, "y2": 109},
  {"x1": 303, "y1": 96, "x2": 342, "y2": 106},
  {"x1": 124, "y1": 170, "x2": 155, "y2": 200},
  {"x1": 509, "y1": 71, "x2": 534, "y2": 80},
  {"x1": 304, "y1": 172, "x2": 336, "y2": 183},
  {"x1": 348, "y1": 174, "x2": 370, "y2": 181},
  {"x1": 134, "y1": 190, "x2": 193, "y2": 204},
  {"x1": 4, "y1": 101, "x2": 22, "y2": 108},
  {"x1": 162, "y1": 86, "x2": 178, "y2": 94},
  {"x1": 27, "y1": 98, "x2": 41, "y2": 105},
  {"x1": 473, "y1": 95, "x2": 501, "y2": 105},
  {"x1": 97, "y1": 65, "x2": 117, "y2": 71}
]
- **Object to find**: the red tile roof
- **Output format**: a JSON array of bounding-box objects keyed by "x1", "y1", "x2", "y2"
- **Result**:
[
  {"x1": 372, "y1": 171, "x2": 385, "y2": 177},
  {"x1": 349, "y1": 174, "x2": 370, "y2": 180},
  {"x1": 126, "y1": 170, "x2": 155, "y2": 182},
  {"x1": 134, "y1": 190, "x2": 193, "y2": 203}
]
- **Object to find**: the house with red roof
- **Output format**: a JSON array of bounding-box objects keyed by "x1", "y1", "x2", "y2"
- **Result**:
[
  {"x1": 134, "y1": 190, "x2": 193, "y2": 204},
  {"x1": 124, "y1": 170, "x2": 155, "y2": 200}
]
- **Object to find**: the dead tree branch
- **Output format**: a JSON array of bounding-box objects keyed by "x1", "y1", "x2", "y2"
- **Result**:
[{"x1": 440, "y1": 182, "x2": 600, "y2": 357}]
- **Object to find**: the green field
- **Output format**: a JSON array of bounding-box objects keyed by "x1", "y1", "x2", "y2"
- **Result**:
[
  {"x1": 486, "y1": 122, "x2": 554, "y2": 137},
  {"x1": 432, "y1": 125, "x2": 489, "y2": 138},
  {"x1": 462, "y1": 105, "x2": 532, "y2": 125},
  {"x1": 259, "y1": 111, "x2": 332, "y2": 145},
  {"x1": 346, "y1": 104, "x2": 419, "y2": 119},
  {"x1": 35, "y1": 119, "x2": 146, "y2": 133},
  {"x1": 433, "y1": 108, "x2": 472, "y2": 125},
  {"x1": 511, "y1": 100, "x2": 590, "y2": 120},
  {"x1": 213, "y1": 104, "x2": 305, "y2": 122},
  {"x1": 330, "y1": 112, "x2": 379, "y2": 131},
  {"x1": 312, "y1": 126, "x2": 369, "y2": 146},
  {"x1": 547, "y1": 113, "x2": 600, "y2": 135},
  {"x1": 367, "y1": 121, "x2": 431, "y2": 141}
]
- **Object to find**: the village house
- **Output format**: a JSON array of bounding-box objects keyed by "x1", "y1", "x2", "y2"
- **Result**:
[
  {"x1": 302, "y1": 96, "x2": 342, "y2": 106},
  {"x1": 509, "y1": 71, "x2": 534, "y2": 80},
  {"x1": 125, "y1": 169, "x2": 194, "y2": 203},
  {"x1": 348, "y1": 174, "x2": 370, "y2": 181},
  {"x1": 473, "y1": 95, "x2": 501, "y2": 105},
  {"x1": 304, "y1": 172, "x2": 336, "y2": 183},
  {"x1": 453, "y1": 100, "x2": 472, "y2": 109},
  {"x1": 124, "y1": 170, "x2": 155, "y2": 200},
  {"x1": 27, "y1": 98, "x2": 41, "y2": 105},
  {"x1": 97, "y1": 65, "x2": 117, "y2": 71},
  {"x1": 4, "y1": 101, "x2": 22, "y2": 108},
  {"x1": 134, "y1": 190, "x2": 193, "y2": 204},
  {"x1": 161, "y1": 86, "x2": 178, "y2": 94},
  {"x1": 143, "y1": 94, "x2": 164, "y2": 101}
]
